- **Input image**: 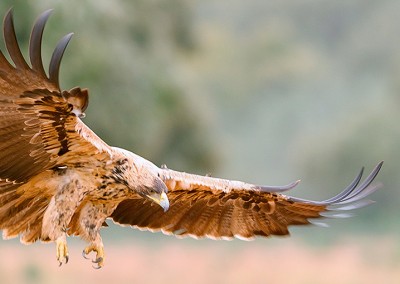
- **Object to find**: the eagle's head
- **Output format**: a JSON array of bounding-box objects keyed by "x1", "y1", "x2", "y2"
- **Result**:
[
  {"x1": 137, "y1": 175, "x2": 170, "y2": 213},
  {"x1": 111, "y1": 147, "x2": 170, "y2": 212}
]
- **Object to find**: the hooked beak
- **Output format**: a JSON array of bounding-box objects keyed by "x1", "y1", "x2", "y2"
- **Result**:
[{"x1": 146, "y1": 191, "x2": 170, "y2": 212}]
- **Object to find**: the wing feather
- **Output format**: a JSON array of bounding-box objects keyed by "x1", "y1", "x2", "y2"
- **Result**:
[
  {"x1": 0, "y1": 9, "x2": 111, "y2": 183},
  {"x1": 3, "y1": 9, "x2": 30, "y2": 70},
  {"x1": 111, "y1": 162, "x2": 383, "y2": 239},
  {"x1": 48, "y1": 33, "x2": 74, "y2": 88},
  {"x1": 29, "y1": 9, "x2": 52, "y2": 76}
]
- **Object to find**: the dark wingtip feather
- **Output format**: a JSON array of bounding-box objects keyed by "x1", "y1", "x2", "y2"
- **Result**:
[
  {"x1": 325, "y1": 162, "x2": 383, "y2": 209},
  {"x1": 301, "y1": 162, "x2": 383, "y2": 227},
  {"x1": 322, "y1": 167, "x2": 364, "y2": 204},
  {"x1": 49, "y1": 32, "x2": 73, "y2": 89},
  {"x1": 343, "y1": 161, "x2": 383, "y2": 202},
  {"x1": 29, "y1": 9, "x2": 53, "y2": 77},
  {"x1": 3, "y1": 8, "x2": 29, "y2": 69},
  {"x1": 327, "y1": 199, "x2": 375, "y2": 211},
  {"x1": 258, "y1": 179, "x2": 301, "y2": 193},
  {"x1": 4, "y1": 7, "x2": 13, "y2": 21},
  {"x1": 289, "y1": 161, "x2": 383, "y2": 210}
]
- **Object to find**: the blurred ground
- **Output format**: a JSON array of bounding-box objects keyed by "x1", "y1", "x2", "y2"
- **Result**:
[{"x1": 1, "y1": 235, "x2": 399, "y2": 284}]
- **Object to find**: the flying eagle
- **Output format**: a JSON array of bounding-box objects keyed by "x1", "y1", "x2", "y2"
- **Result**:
[{"x1": 0, "y1": 9, "x2": 383, "y2": 269}]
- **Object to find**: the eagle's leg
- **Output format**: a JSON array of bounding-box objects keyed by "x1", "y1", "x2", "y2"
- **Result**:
[
  {"x1": 78, "y1": 202, "x2": 114, "y2": 269},
  {"x1": 41, "y1": 174, "x2": 88, "y2": 266},
  {"x1": 56, "y1": 234, "x2": 69, "y2": 266}
]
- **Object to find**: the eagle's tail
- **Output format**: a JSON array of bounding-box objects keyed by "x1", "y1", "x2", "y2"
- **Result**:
[{"x1": 0, "y1": 180, "x2": 49, "y2": 244}]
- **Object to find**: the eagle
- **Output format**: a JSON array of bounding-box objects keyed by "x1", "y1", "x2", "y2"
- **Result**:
[{"x1": 0, "y1": 9, "x2": 383, "y2": 269}]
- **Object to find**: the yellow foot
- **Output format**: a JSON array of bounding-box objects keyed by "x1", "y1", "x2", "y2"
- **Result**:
[
  {"x1": 56, "y1": 237, "x2": 69, "y2": 266},
  {"x1": 82, "y1": 244, "x2": 105, "y2": 269}
]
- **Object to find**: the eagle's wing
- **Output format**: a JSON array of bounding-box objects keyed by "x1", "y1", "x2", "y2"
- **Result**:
[
  {"x1": 0, "y1": 9, "x2": 111, "y2": 185},
  {"x1": 111, "y1": 162, "x2": 383, "y2": 239}
]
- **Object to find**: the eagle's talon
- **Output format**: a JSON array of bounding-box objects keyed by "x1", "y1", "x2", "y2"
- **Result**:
[
  {"x1": 92, "y1": 257, "x2": 103, "y2": 264},
  {"x1": 91, "y1": 256, "x2": 104, "y2": 269},
  {"x1": 56, "y1": 237, "x2": 69, "y2": 266},
  {"x1": 82, "y1": 249, "x2": 89, "y2": 260},
  {"x1": 92, "y1": 263, "x2": 102, "y2": 269},
  {"x1": 82, "y1": 244, "x2": 105, "y2": 268}
]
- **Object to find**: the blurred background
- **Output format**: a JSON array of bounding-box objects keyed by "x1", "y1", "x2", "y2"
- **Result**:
[{"x1": 0, "y1": 0, "x2": 399, "y2": 283}]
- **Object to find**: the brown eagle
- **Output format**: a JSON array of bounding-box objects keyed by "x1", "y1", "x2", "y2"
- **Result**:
[{"x1": 0, "y1": 9, "x2": 383, "y2": 269}]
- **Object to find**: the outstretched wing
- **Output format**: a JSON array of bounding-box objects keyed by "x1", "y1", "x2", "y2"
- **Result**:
[
  {"x1": 0, "y1": 9, "x2": 111, "y2": 184},
  {"x1": 111, "y1": 162, "x2": 383, "y2": 240}
]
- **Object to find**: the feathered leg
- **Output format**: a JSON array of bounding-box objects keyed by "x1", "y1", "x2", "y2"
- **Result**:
[
  {"x1": 77, "y1": 202, "x2": 116, "y2": 269},
  {"x1": 41, "y1": 173, "x2": 89, "y2": 266}
]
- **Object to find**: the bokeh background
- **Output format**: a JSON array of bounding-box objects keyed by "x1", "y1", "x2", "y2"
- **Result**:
[{"x1": 0, "y1": 0, "x2": 399, "y2": 283}]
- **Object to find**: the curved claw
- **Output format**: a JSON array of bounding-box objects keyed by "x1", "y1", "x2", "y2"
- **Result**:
[
  {"x1": 58, "y1": 255, "x2": 69, "y2": 266},
  {"x1": 92, "y1": 257, "x2": 103, "y2": 264},
  {"x1": 91, "y1": 256, "x2": 104, "y2": 269},
  {"x1": 82, "y1": 249, "x2": 89, "y2": 260},
  {"x1": 82, "y1": 244, "x2": 105, "y2": 268},
  {"x1": 92, "y1": 263, "x2": 102, "y2": 269}
]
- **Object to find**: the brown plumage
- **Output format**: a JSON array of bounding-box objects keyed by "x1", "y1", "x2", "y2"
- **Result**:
[{"x1": 0, "y1": 9, "x2": 383, "y2": 268}]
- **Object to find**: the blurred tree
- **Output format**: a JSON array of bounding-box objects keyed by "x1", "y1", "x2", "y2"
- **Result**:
[{"x1": 0, "y1": 0, "x2": 217, "y2": 173}]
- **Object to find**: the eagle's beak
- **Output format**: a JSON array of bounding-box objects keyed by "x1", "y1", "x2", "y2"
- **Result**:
[{"x1": 147, "y1": 191, "x2": 170, "y2": 212}]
